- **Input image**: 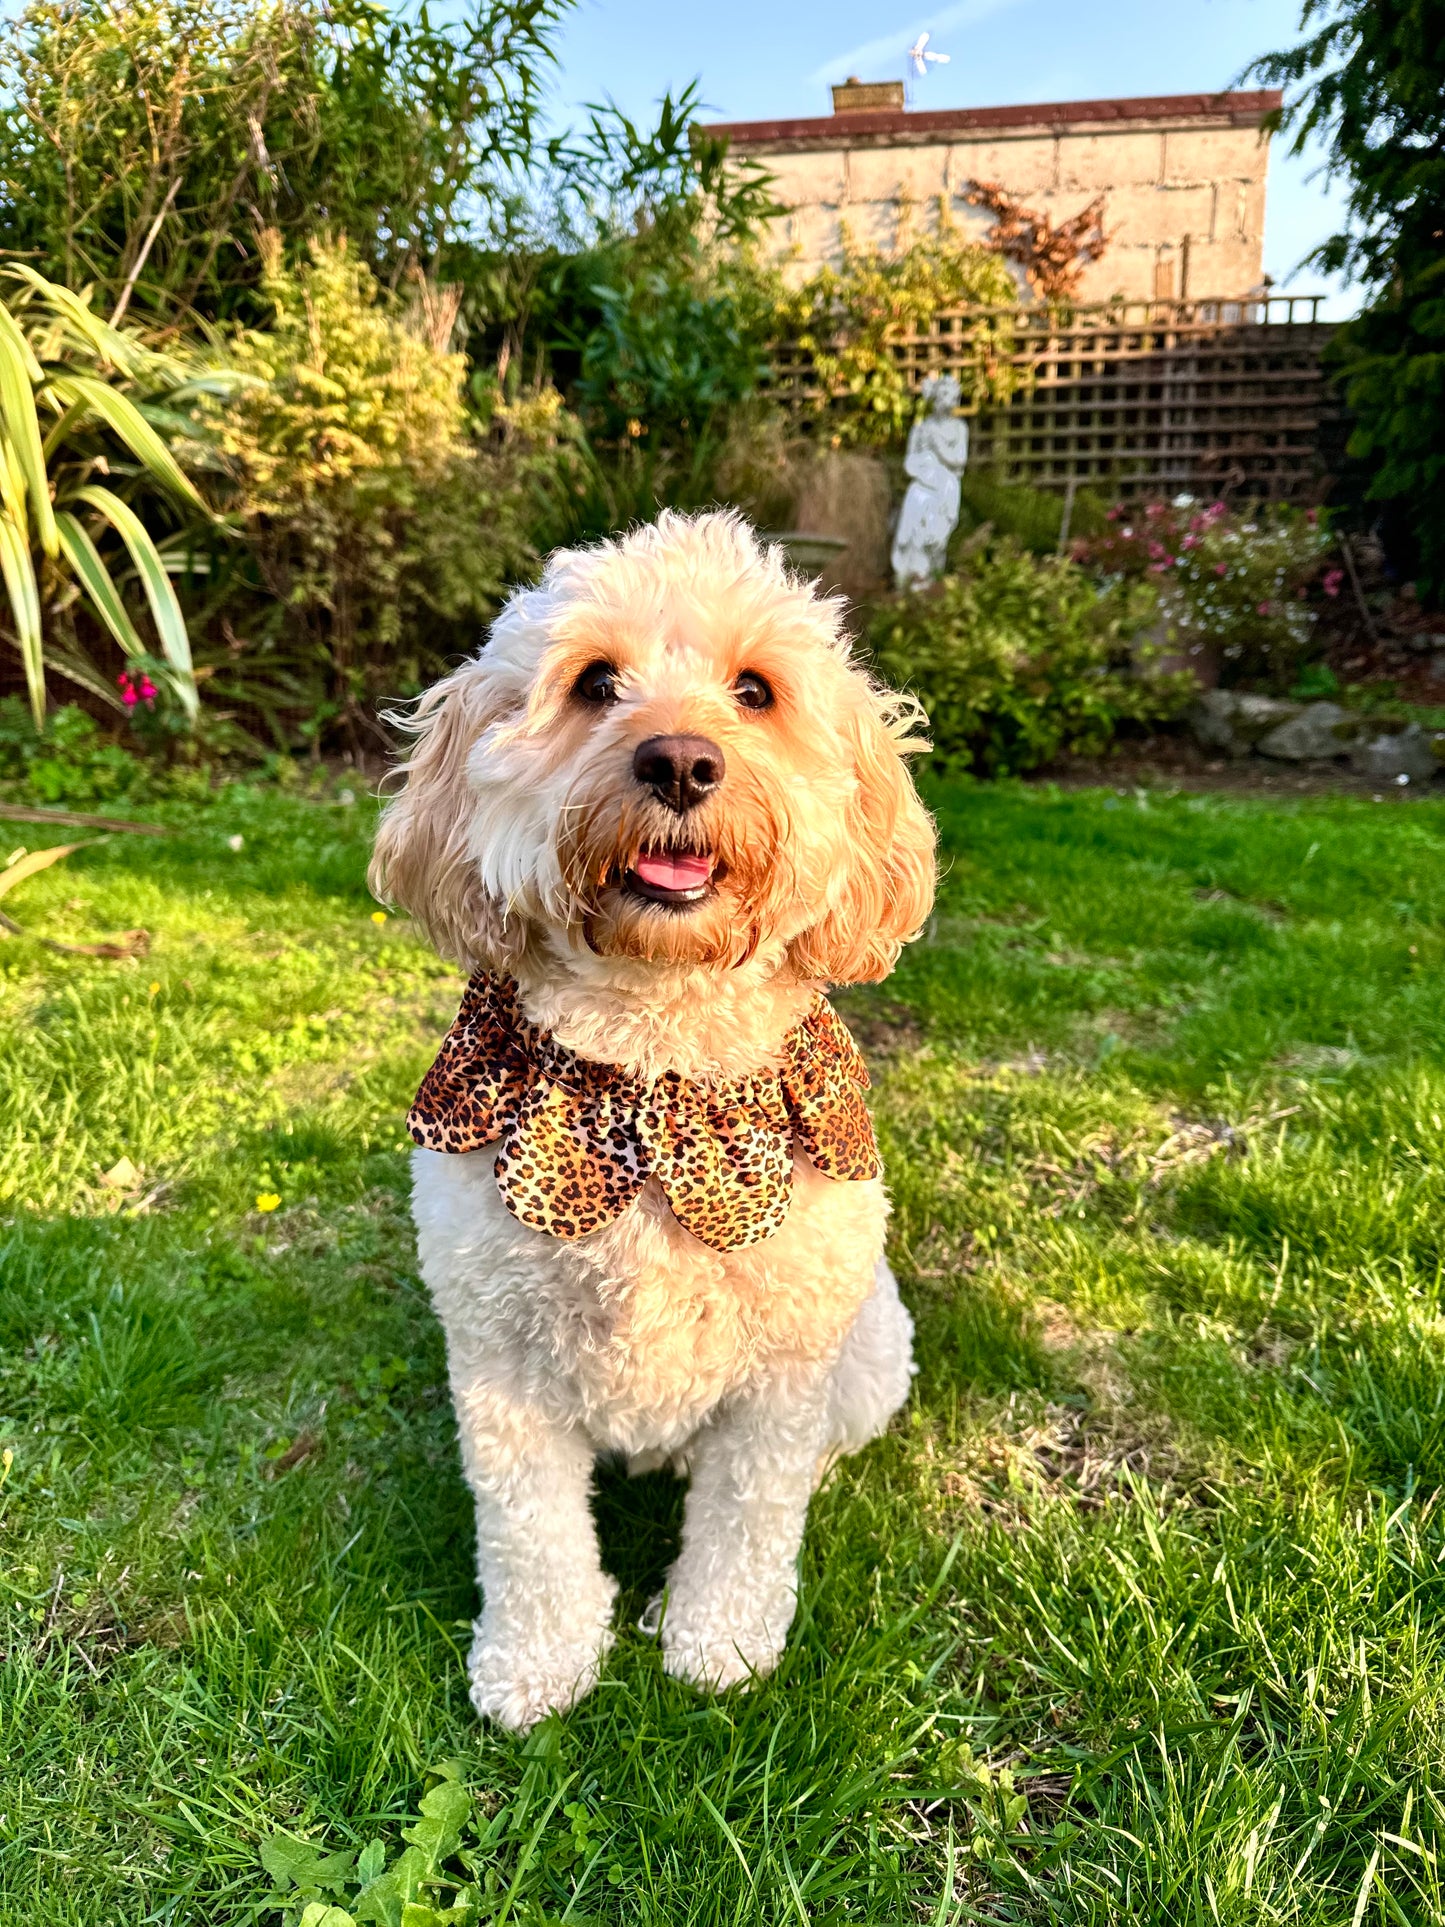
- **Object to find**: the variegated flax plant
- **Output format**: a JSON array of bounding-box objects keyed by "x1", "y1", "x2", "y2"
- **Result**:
[{"x1": 0, "y1": 266, "x2": 225, "y2": 726}]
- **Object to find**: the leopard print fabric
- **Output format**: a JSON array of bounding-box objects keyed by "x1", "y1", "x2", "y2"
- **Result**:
[{"x1": 406, "y1": 972, "x2": 880, "y2": 1251}]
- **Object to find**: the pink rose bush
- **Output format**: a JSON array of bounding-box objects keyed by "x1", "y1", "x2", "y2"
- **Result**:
[{"x1": 1075, "y1": 498, "x2": 1337, "y2": 685}]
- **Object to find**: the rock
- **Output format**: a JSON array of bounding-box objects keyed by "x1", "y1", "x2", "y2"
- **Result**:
[
  {"x1": 1188, "y1": 691, "x2": 1445, "y2": 779},
  {"x1": 1351, "y1": 724, "x2": 1443, "y2": 784},
  {"x1": 1188, "y1": 690, "x2": 1301, "y2": 757},
  {"x1": 1256, "y1": 702, "x2": 1359, "y2": 762},
  {"x1": 1188, "y1": 690, "x2": 1241, "y2": 754},
  {"x1": 1232, "y1": 693, "x2": 1304, "y2": 743},
  {"x1": 1188, "y1": 690, "x2": 1238, "y2": 754}
]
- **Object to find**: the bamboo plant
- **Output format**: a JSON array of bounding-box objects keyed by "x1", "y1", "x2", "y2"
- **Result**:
[{"x1": 0, "y1": 265, "x2": 214, "y2": 726}]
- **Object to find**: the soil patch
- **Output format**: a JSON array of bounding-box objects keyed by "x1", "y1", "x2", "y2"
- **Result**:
[{"x1": 1034, "y1": 731, "x2": 1441, "y2": 801}]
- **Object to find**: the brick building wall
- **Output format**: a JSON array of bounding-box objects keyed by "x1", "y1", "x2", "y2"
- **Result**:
[{"x1": 706, "y1": 89, "x2": 1280, "y2": 304}]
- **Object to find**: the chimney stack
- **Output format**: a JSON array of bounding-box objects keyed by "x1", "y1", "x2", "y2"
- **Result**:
[{"x1": 831, "y1": 76, "x2": 906, "y2": 114}]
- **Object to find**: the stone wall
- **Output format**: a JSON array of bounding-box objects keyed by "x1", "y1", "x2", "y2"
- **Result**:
[{"x1": 707, "y1": 91, "x2": 1279, "y2": 304}]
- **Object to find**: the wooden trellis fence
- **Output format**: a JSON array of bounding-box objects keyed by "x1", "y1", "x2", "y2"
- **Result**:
[{"x1": 771, "y1": 295, "x2": 1343, "y2": 503}]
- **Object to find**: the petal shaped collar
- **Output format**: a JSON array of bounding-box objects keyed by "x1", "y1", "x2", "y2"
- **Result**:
[{"x1": 407, "y1": 972, "x2": 880, "y2": 1251}]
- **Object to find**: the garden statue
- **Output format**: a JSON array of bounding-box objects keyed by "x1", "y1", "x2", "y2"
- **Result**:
[{"x1": 891, "y1": 373, "x2": 969, "y2": 590}]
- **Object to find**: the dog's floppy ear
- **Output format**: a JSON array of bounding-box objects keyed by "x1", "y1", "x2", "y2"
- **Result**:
[
  {"x1": 789, "y1": 682, "x2": 936, "y2": 986},
  {"x1": 368, "y1": 659, "x2": 526, "y2": 971}
]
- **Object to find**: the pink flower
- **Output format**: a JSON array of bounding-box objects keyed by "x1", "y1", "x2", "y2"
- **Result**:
[
  {"x1": 1148, "y1": 541, "x2": 1165, "y2": 559},
  {"x1": 117, "y1": 669, "x2": 156, "y2": 710},
  {"x1": 1322, "y1": 567, "x2": 1344, "y2": 598},
  {"x1": 1257, "y1": 601, "x2": 1271, "y2": 616},
  {"x1": 1182, "y1": 534, "x2": 1198, "y2": 549},
  {"x1": 1215, "y1": 563, "x2": 1228, "y2": 577}
]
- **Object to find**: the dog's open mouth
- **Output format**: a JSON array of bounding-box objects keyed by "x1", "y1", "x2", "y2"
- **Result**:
[{"x1": 623, "y1": 847, "x2": 718, "y2": 908}]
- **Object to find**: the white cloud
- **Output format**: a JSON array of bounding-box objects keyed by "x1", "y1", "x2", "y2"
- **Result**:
[{"x1": 806, "y1": 0, "x2": 1032, "y2": 89}]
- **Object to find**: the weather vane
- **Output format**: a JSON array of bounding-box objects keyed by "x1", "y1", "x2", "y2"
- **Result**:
[{"x1": 906, "y1": 31, "x2": 951, "y2": 78}]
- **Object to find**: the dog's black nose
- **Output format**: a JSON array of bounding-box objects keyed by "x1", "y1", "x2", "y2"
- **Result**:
[{"x1": 633, "y1": 733, "x2": 726, "y2": 813}]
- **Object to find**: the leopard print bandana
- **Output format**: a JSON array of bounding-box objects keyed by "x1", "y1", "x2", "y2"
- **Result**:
[{"x1": 407, "y1": 972, "x2": 880, "y2": 1251}]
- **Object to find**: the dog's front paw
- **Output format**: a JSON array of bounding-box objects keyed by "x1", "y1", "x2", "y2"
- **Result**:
[
  {"x1": 467, "y1": 1619, "x2": 613, "y2": 1732},
  {"x1": 660, "y1": 1600, "x2": 788, "y2": 1693}
]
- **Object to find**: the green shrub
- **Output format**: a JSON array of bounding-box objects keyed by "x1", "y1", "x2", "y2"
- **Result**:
[
  {"x1": 556, "y1": 91, "x2": 781, "y2": 450},
  {"x1": 1, "y1": 698, "x2": 142, "y2": 802},
  {"x1": 195, "y1": 236, "x2": 572, "y2": 736},
  {"x1": 543, "y1": 255, "x2": 779, "y2": 546},
  {"x1": 952, "y1": 473, "x2": 1113, "y2": 558},
  {"x1": 495, "y1": 88, "x2": 786, "y2": 541},
  {"x1": 1073, "y1": 498, "x2": 1335, "y2": 688},
  {"x1": 0, "y1": 696, "x2": 227, "y2": 801},
  {"x1": 867, "y1": 539, "x2": 1191, "y2": 776},
  {"x1": 574, "y1": 265, "x2": 772, "y2": 446},
  {"x1": 774, "y1": 223, "x2": 1021, "y2": 448}
]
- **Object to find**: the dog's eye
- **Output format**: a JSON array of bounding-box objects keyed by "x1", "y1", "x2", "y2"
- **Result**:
[
  {"x1": 574, "y1": 661, "x2": 620, "y2": 705},
  {"x1": 733, "y1": 670, "x2": 774, "y2": 711}
]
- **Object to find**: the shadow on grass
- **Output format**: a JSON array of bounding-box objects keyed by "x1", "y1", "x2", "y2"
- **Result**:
[
  {"x1": 909, "y1": 1274, "x2": 1056, "y2": 1403},
  {"x1": 592, "y1": 1463, "x2": 686, "y2": 1619}
]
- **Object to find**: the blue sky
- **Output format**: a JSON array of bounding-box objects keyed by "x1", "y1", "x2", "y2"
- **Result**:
[{"x1": 543, "y1": 0, "x2": 1359, "y2": 317}]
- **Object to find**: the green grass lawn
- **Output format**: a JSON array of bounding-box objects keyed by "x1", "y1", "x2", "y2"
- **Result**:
[{"x1": 5, "y1": 774, "x2": 1445, "y2": 1925}]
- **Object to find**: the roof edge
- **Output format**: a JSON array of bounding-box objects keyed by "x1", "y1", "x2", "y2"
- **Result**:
[{"x1": 705, "y1": 89, "x2": 1283, "y2": 148}]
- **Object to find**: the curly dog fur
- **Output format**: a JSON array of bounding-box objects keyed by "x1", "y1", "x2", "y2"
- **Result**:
[{"x1": 370, "y1": 510, "x2": 937, "y2": 1730}]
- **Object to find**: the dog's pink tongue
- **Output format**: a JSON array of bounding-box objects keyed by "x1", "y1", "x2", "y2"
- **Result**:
[{"x1": 634, "y1": 850, "x2": 713, "y2": 891}]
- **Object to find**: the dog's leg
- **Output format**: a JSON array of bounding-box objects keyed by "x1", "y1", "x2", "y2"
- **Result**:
[
  {"x1": 660, "y1": 1373, "x2": 830, "y2": 1693},
  {"x1": 451, "y1": 1372, "x2": 616, "y2": 1732},
  {"x1": 819, "y1": 1256, "x2": 915, "y2": 1475}
]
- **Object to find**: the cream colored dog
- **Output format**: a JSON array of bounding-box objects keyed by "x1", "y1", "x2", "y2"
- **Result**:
[{"x1": 370, "y1": 510, "x2": 936, "y2": 1731}]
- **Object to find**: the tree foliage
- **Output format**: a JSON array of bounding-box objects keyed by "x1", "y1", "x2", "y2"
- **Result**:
[
  {"x1": 0, "y1": 0, "x2": 572, "y2": 324},
  {"x1": 555, "y1": 87, "x2": 783, "y2": 257},
  {"x1": 193, "y1": 235, "x2": 566, "y2": 736},
  {"x1": 774, "y1": 220, "x2": 1021, "y2": 447},
  {"x1": 465, "y1": 88, "x2": 783, "y2": 439},
  {"x1": 1251, "y1": 2, "x2": 1445, "y2": 600},
  {"x1": 447, "y1": 85, "x2": 788, "y2": 542}
]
